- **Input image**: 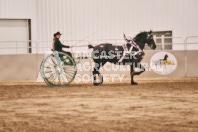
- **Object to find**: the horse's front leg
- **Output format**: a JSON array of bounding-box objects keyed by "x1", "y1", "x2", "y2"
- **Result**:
[
  {"x1": 130, "y1": 63, "x2": 145, "y2": 85},
  {"x1": 130, "y1": 65, "x2": 136, "y2": 85}
]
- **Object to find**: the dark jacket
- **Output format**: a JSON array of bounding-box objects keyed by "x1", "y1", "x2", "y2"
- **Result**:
[{"x1": 53, "y1": 38, "x2": 69, "y2": 51}]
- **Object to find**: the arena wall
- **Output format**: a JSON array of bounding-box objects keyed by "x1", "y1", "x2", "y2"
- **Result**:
[
  {"x1": 0, "y1": 54, "x2": 44, "y2": 81},
  {"x1": 186, "y1": 51, "x2": 198, "y2": 77},
  {"x1": 1, "y1": 0, "x2": 198, "y2": 43},
  {"x1": 0, "y1": 51, "x2": 197, "y2": 81}
]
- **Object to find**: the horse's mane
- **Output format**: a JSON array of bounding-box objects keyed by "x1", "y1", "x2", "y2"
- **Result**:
[{"x1": 133, "y1": 32, "x2": 147, "y2": 41}]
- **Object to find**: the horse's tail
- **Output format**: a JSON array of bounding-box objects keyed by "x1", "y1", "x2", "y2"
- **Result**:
[{"x1": 88, "y1": 45, "x2": 94, "y2": 49}]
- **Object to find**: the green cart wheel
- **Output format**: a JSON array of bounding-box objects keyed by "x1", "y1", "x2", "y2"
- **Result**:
[{"x1": 40, "y1": 51, "x2": 77, "y2": 87}]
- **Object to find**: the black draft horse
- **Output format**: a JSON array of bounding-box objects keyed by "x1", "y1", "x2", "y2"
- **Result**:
[{"x1": 88, "y1": 31, "x2": 156, "y2": 86}]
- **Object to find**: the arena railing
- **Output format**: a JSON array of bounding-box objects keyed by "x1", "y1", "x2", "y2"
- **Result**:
[
  {"x1": 185, "y1": 36, "x2": 198, "y2": 50},
  {"x1": 89, "y1": 37, "x2": 186, "y2": 51},
  {"x1": 0, "y1": 40, "x2": 38, "y2": 55},
  {"x1": 0, "y1": 36, "x2": 198, "y2": 55}
]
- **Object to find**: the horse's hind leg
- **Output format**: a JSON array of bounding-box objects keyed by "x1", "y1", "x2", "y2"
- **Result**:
[
  {"x1": 93, "y1": 62, "x2": 106, "y2": 86},
  {"x1": 93, "y1": 63, "x2": 101, "y2": 86},
  {"x1": 130, "y1": 63, "x2": 145, "y2": 85}
]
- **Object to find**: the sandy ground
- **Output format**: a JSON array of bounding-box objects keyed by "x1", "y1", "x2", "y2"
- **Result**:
[{"x1": 0, "y1": 77, "x2": 198, "y2": 132}]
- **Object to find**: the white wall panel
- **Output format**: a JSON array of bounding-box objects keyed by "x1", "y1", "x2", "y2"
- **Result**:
[
  {"x1": 35, "y1": 0, "x2": 198, "y2": 42},
  {"x1": 0, "y1": 0, "x2": 198, "y2": 43}
]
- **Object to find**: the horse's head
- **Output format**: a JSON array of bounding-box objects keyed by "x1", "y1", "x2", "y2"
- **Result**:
[
  {"x1": 146, "y1": 30, "x2": 156, "y2": 50},
  {"x1": 164, "y1": 54, "x2": 168, "y2": 60},
  {"x1": 133, "y1": 30, "x2": 156, "y2": 50}
]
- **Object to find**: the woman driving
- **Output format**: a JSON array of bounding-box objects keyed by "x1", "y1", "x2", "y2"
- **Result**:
[{"x1": 53, "y1": 31, "x2": 73, "y2": 58}]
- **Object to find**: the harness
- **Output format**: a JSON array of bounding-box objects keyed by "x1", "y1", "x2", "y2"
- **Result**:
[{"x1": 118, "y1": 41, "x2": 142, "y2": 63}]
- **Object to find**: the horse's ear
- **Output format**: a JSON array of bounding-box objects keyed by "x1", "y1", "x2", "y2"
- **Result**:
[
  {"x1": 123, "y1": 33, "x2": 126, "y2": 39},
  {"x1": 123, "y1": 33, "x2": 128, "y2": 42},
  {"x1": 147, "y1": 31, "x2": 151, "y2": 39}
]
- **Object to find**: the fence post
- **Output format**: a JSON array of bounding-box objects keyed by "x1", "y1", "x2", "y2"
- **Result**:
[
  {"x1": 16, "y1": 41, "x2": 18, "y2": 54},
  {"x1": 162, "y1": 35, "x2": 164, "y2": 50},
  {"x1": 184, "y1": 37, "x2": 188, "y2": 77},
  {"x1": 36, "y1": 41, "x2": 39, "y2": 80}
]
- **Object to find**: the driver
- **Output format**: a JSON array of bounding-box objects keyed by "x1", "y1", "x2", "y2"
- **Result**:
[{"x1": 53, "y1": 31, "x2": 73, "y2": 58}]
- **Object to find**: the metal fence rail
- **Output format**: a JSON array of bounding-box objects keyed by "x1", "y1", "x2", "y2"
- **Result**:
[{"x1": 0, "y1": 36, "x2": 198, "y2": 55}]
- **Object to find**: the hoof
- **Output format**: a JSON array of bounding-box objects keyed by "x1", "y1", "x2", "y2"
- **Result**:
[
  {"x1": 94, "y1": 83, "x2": 101, "y2": 86},
  {"x1": 131, "y1": 82, "x2": 138, "y2": 85}
]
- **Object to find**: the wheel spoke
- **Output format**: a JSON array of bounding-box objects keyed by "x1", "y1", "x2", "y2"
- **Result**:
[
  {"x1": 47, "y1": 73, "x2": 55, "y2": 82},
  {"x1": 64, "y1": 72, "x2": 74, "y2": 77},
  {"x1": 45, "y1": 70, "x2": 53, "y2": 73},
  {"x1": 64, "y1": 68, "x2": 75, "y2": 73},
  {"x1": 61, "y1": 73, "x2": 68, "y2": 83},
  {"x1": 65, "y1": 72, "x2": 74, "y2": 78},
  {"x1": 51, "y1": 56, "x2": 57, "y2": 66},
  {"x1": 45, "y1": 61, "x2": 55, "y2": 67},
  {"x1": 63, "y1": 67, "x2": 76, "y2": 71}
]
